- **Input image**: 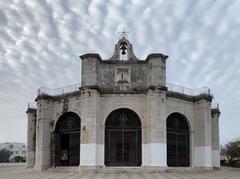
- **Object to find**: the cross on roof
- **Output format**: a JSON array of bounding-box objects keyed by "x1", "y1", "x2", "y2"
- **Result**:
[{"x1": 118, "y1": 30, "x2": 130, "y2": 39}]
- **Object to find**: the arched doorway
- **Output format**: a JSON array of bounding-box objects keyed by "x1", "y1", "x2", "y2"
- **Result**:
[
  {"x1": 167, "y1": 113, "x2": 190, "y2": 167},
  {"x1": 51, "y1": 112, "x2": 80, "y2": 167},
  {"x1": 105, "y1": 108, "x2": 142, "y2": 166}
]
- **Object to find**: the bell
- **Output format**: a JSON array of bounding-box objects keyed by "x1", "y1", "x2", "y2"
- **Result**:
[
  {"x1": 121, "y1": 49, "x2": 126, "y2": 55},
  {"x1": 120, "y1": 45, "x2": 127, "y2": 55}
]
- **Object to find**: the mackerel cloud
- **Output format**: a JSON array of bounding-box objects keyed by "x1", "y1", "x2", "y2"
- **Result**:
[{"x1": 0, "y1": 0, "x2": 240, "y2": 143}]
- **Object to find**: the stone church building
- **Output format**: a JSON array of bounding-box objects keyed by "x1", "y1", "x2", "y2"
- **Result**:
[{"x1": 26, "y1": 36, "x2": 220, "y2": 171}]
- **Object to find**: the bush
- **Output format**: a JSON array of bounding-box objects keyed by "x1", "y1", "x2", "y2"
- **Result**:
[
  {"x1": 14, "y1": 156, "x2": 26, "y2": 163},
  {"x1": 0, "y1": 149, "x2": 12, "y2": 163},
  {"x1": 232, "y1": 160, "x2": 240, "y2": 168},
  {"x1": 222, "y1": 141, "x2": 240, "y2": 164}
]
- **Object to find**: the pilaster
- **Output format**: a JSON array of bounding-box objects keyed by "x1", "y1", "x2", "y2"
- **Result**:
[
  {"x1": 26, "y1": 108, "x2": 37, "y2": 168},
  {"x1": 34, "y1": 99, "x2": 53, "y2": 171},
  {"x1": 79, "y1": 88, "x2": 101, "y2": 169},
  {"x1": 211, "y1": 108, "x2": 221, "y2": 168},
  {"x1": 146, "y1": 89, "x2": 167, "y2": 167},
  {"x1": 194, "y1": 99, "x2": 212, "y2": 169}
]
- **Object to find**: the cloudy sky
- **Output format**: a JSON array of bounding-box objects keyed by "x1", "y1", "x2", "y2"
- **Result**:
[{"x1": 0, "y1": 0, "x2": 240, "y2": 145}]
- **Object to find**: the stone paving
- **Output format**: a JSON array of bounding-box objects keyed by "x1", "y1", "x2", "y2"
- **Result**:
[{"x1": 0, "y1": 165, "x2": 240, "y2": 179}]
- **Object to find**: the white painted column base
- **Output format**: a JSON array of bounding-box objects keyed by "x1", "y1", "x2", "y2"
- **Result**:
[
  {"x1": 142, "y1": 143, "x2": 167, "y2": 167},
  {"x1": 26, "y1": 151, "x2": 35, "y2": 168},
  {"x1": 212, "y1": 149, "x2": 220, "y2": 167},
  {"x1": 80, "y1": 143, "x2": 104, "y2": 166},
  {"x1": 194, "y1": 146, "x2": 212, "y2": 167}
]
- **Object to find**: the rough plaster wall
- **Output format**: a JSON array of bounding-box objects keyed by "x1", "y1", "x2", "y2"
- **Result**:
[
  {"x1": 194, "y1": 100, "x2": 212, "y2": 147},
  {"x1": 211, "y1": 114, "x2": 220, "y2": 150},
  {"x1": 26, "y1": 111, "x2": 36, "y2": 168},
  {"x1": 166, "y1": 97, "x2": 194, "y2": 127},
  {"x1": 97, "y1": 63, "x2": 148, "y2": 90},
  {"x1": 82, "y1": 58, "x2": 98, "y2": 86},
  {"x1": 51, "y1": 96, "x2": 83, "y2": 132},
  {"x1": 130, "y1": 63, "x2": 148, "y2": 89},
  {"x1": 147, "y1": 58, "x2": 165, "y2": 87},
  {"x1": 35, "y1": 100, "x2": 53, "y2": 170},
  {"x1": 50, "y1": 90, "x2": 99, "y2": 144},
  {"x1": 166, "y1": 97, "x2": 195, "y2": 167},
  {"x1": 100, "y1": 93, "x2": 147, "y2": 144},
  {"x1": 80, "y1": 90, "x2": 99, "y2": 144},
  {"x1": 147, "y1": 90, "x2": 166, "y2": 144},
  {"x1": 97, "y1": 63, "x2": 115, "y2": 87}
]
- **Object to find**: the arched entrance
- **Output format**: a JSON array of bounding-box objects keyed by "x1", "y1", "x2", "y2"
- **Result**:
[
  {"x1": 105, "y1": 108, "x2": 142, "y2": 166},
  {"x1": 167, "y1": 113, "x2": 190, "y2": 167},
  {"x1": 51, "y1": 112, "x2": 80, "y2": 167}
]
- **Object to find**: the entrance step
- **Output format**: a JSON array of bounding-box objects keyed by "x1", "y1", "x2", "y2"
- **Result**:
[
  {"x1": 48, "y1": 167, "x2": 79, "y2": 173},
  {"x1": 48, "y1": 166, "x2": 166, "y2": 173},
  {"x1": 166, "y1": 167, "x2": 192, "y2": 173},
  {"x1": 97, "y1": 167, "x2": 150, "y2": 173}
]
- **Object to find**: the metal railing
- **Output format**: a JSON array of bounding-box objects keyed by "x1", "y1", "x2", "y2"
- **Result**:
[
  {"x1": 211, "y1": 102, "x2": 219, "y2": 109},
  {"x1": 37, "y1": 83, "x2": 81, "y2": 96},
  {"x1": 166, "y1": 83, "x2": 210, "y2": 96},
  {"x1": 28, "y1": 102, "x2": 37, "y2": 109},
  {"x1": 37, "y1": 82, "x2": 211, "y2": 97}
]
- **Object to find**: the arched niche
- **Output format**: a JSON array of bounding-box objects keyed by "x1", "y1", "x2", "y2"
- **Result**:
[{"x1": 105, "y1": 108, "x2": 142, "y2": 166}]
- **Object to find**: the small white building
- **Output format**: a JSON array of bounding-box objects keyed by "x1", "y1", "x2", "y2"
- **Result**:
[
  {"x1": 26, "y1": 36, "x2": 220, "y2": 171},
  {"x1": 0, "y1": 142, "x2": 26, "y2": 161}
]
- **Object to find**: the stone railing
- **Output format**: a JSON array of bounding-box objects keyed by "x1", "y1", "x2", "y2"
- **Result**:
[{"x1": 166, "y1": 83, "x2": 210, "y2": 96}]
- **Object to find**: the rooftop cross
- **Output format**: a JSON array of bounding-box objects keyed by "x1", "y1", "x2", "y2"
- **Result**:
[{"x1": 118, "y1": 30, "x2": 130, "y2": 39}]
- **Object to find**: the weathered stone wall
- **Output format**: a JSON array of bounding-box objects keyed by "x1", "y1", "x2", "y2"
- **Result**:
[
  {"x1": 97, "y1": 62, "x2": 148, "y2": 90},
  {"x1": 146, "y1": 89, "x2": 167, "y2": 167},
  {"x1": 34, "y1": 100, "x2": 53, "y2": 171},
  {"x1": 147, "y1": 57, "x2": 166, "y2": 87},
  {"x1": 166, "y1": 96, "x2": 213, "y2": 170},
  {"x1": 34, "y1": 89, "x2": 215, "y2": 171},
  {"x1": 211, "y1": 110, "x2": 220, "y2": 168},
  {"x1": 31, "y1": 37, "x2": 219, "y2": 171},
  {"x1": 26, "y1": 108, "x2": 36, "y2": 168},
  {"x1": 81, "y1": 54, "x2": 167, "y2": 92},
  {"x1": 81, "y1": 56, "x2": 99, "y2": 86},
  {"x1": 166, "y1": 96, "x2": 195, "y2": 167},
  {"x1": 193, "y1": 99, "x2": 212, "y2": 169}
]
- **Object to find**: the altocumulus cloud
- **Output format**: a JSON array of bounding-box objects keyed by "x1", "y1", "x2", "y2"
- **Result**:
[{"x1": 0, "y1": 0, "x2": 240, "y2": 144}]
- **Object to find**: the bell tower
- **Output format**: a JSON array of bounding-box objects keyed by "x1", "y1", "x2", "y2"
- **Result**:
[
  {"x1": 80, "y1": 35, "x2": 168, "y2": 91},
  {"x1": 108, "y1": 34, "x2": 139, "y2": 61}
]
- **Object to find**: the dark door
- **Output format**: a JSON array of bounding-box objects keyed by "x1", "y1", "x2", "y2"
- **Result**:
[
  {"x1": 167, "y1": 113, "x2": 190, "y2": 167},
  {"x1": 53, "y1": 112, "x2": 81, "y2": 167},
  {"x1": 106, "y1": 129, "x2": 141, "y2": 166},
  {"x1": 105, "y1": 108, "x2": 142, "y2": 166},
  {"x1": 69, "y1": 132, "x2": 80, "y2": 166}
]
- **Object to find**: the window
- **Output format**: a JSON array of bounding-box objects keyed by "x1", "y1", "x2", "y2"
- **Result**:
[{"x1": 10, "y1": 145, "x2": 13, "y2": 149}]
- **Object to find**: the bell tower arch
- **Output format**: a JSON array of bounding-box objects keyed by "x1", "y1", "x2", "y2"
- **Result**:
[{"x1": 108, "y1": 35, "x2": 139, "y2": 61}]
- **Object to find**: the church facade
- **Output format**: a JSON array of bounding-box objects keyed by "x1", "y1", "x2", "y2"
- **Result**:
[{"x1": 26, "y1": 36, "x2": 220, "y2": 171}]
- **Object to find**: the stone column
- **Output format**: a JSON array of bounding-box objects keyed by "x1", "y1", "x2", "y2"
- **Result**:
[
  {"x1": 26, "y1": 107, "x2": 36, "y2": 168},
  {"x1": 147, "y1": 54, "x2": 167, "y2": 87},
  {"x1": 79, "y1": 89, "x2": 100, "y2": 170},
  {"x1": 146, "y1": 89, "x2": 167, "y2": 170},
  {"x1": 194, "y1": 99, "x2": 212, "y2": 170},
  {"x1": 211, "y1": 108, "x2": 221, "y2": 168},
  {"x1": 34, "y1": 99, "x2": 53, "y2": 171}
]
